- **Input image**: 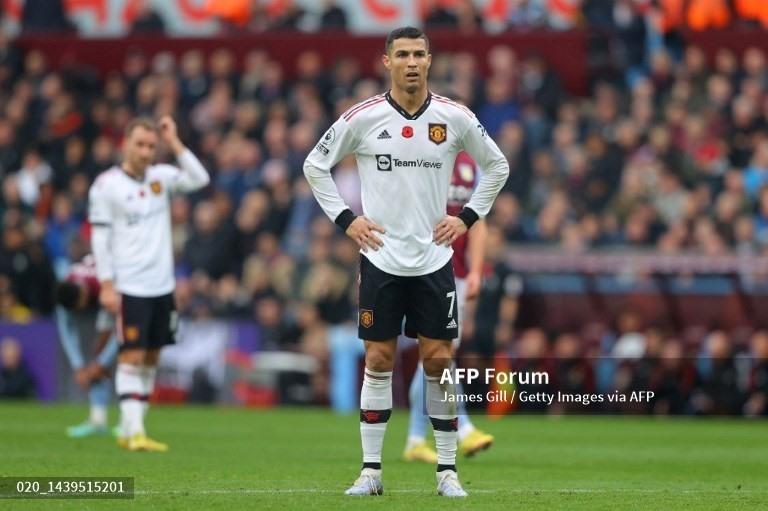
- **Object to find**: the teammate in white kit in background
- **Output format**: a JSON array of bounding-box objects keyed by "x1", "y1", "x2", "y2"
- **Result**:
[
  {"x1": 55, "y1": 254, "x2": 119, "y2": 438},
  {"x1": 88, "y1": 116, "x2": 209, "y2": 451},
  {"x1": 403, "y1": 151, "x2": 494, "y2": 464},
  {"x1": 304, "y1": 27, "x2": 509, "y2": 497}
]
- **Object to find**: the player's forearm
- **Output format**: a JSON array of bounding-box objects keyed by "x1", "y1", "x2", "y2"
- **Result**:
[
  {"x1": 303, "y1": 161, "x2": 353, "y2": 227},
  {"x1": 464, "y1": 157, "x2": 509, "y2": 218},
  {"x1": 96, "y1": 333, "x2": 119, "y2": 368},
  {"x1": 168, "y1": 137, "x2": 186, "y2": 157},
  {"x1": 55, "y1": 307, "x2": 85, "y2": 370},
  {"x1": 92, "y1": 329, "x2": 112, "y2": 358},
  {"x1": 175, "y1": 149, "x2": 210, "y2": 190},
  {"x1": 467, "y1": 219, "x2": 487, "y2": 277},
  {"x1": 91, "y1": 225, "x2": 115, "y2": 282}
]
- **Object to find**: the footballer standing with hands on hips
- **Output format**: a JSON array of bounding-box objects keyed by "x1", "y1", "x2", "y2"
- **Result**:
[
  {"x1": 304, "y1": 27, "x2": 509, "y2": 497},
  {"x1": 88, "y1": 116, "x2": 209, "y2": 452}
]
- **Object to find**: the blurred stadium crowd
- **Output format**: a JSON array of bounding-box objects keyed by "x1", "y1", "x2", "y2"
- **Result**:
[
  {"x1": 12, "y1": 0, "x2": 768, "y2": 36},
  {"x1": 472, "y1": 320, "x2": 768, "y2": 416},
  {"x1": 1, "y1": 4, "x2": 768, "y2": 413}
]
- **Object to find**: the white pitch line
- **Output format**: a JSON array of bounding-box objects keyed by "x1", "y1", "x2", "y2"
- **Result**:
[
  {"x1": 132, "y1": 488, "x2": 766, "y2": 496},
  {"x1": 134, "y1": 489, "x2": 496, "y2": 495}
]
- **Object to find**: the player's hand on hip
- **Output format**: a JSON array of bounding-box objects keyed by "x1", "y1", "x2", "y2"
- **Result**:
[
  {"x1": 433, "y1": 215, "x2": 467, "y2": 246},
  {"x1": 99, "y1": 283, "x2": 119, "y2": 314},
  {"x1": 346, "y1": 216, "x2": 385, "y2": 253}
]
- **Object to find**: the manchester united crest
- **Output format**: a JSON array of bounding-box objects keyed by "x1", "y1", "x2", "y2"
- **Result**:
[
  {"x1": 360, "y1": 309, "x2": 374, "y2": 328},
  {"x1": 124, "y1": 326, "x2": 140, "y2": 342},
  {"x1": 428, "y1": 123, "x2": 447, "y2": 145},
  {"x1": 150, "y1": 181, "x2": 163, "y2": 195}
]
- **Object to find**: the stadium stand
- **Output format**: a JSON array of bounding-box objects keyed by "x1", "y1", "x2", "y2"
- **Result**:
[{"x1": 1, "y1": 2, "x2": 767, "y2": 415}]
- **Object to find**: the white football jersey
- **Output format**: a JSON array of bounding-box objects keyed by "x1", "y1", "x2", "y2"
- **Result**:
[
  {"x1": 88, "y1": 150, "x2": 209, "y2": 297},
  {"x1": 304, "y1": 91, "x2": 509, "y2": 276}
]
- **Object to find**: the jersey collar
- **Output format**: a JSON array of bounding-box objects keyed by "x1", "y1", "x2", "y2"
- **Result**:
[
  {"x1": 120, "y1": 166, "x2": 146, "y2": 183},
  {"x1": 385, "y1": 90, "x2": 432, "y2": 120}
]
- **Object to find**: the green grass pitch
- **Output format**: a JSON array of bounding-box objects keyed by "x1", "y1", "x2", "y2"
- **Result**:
[{"x1": 0, "y1": 403, "x2": 766, "y2": 510}]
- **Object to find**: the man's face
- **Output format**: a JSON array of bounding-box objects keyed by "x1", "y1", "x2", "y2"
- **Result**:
[
  {"x1": 383, "y1": 37, "x2": 431, "y2": 95},
  {"x1": 123, "y1": 125, "x2": 158, "y2": 172}
]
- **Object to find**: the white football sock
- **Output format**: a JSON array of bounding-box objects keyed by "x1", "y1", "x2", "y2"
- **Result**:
[
  {"x1": 116, "y1": 363, "x2": 145, "y2": 437},
  {"x1": 426, "y1": 375, "x2": 458, "y2": 468},
  {"x1": 458, "y1": 421, "x2": 476, "y2": 442},
  {"x1": 360, "y1": 368, "x2": 392, "y2": 467},
  {"x1": 140, "y1": 366, "x2": 157, "y2": 420},
  {"x1": 89, "y1": 405, "x2": 107, "y2": 427}
]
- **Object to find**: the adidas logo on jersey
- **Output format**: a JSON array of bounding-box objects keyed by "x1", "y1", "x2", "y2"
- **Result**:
[
  {"x1": 377, "y1": 129, "x2": 391, "y2": 140},
  {"x1": 446, "y1": 318, "x2": 457, "y2": 329}
]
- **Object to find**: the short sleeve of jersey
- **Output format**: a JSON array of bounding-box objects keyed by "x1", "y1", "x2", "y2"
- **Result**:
[
  {"x1": 88, "y1": 176, "x2": 112, "y2": 225},
  {"x1": 304, "y1": 117, "x2": 360, "y2": 172}
]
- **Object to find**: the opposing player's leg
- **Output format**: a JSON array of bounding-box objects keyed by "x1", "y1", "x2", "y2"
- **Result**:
[
  {"x1": 94, "y1": 331, "x2": 121, "y2": 437},
  {"x1": 452, "y1": 278, "x2": 494, "y2": 457},
  {"x1": 56, "y1": 306, "x2": 107, "y2": 437},
  {"x1": 346, "y1": 256, "x2": 403, "y2": 496},
  {"x1": 403, "y1": 362, "x2": 437, "y2": 463}
]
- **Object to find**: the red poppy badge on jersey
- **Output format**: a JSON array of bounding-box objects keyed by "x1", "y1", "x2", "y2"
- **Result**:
[{"x1": 401, "y1": 126, "x2": 413, "y2": 138}]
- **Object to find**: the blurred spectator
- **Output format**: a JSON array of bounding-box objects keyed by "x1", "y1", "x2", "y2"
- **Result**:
[
  {"x1": 744, "y1": 140, "x2": 768, "y2": 198},
  {"x1": 424, "y1": 0, "x2": 459, "y2": 30},
  {"x1": 0, "y1": 29, "x2": 21, "y2": 87},
  {"x1": 130, "y1": 1, "x2": 167, "y2": 36},
  {"x1": 319, "y1": 0, "x2": 348, "y2": 31},
  {"x1": 21, "y1": 0, "x2": 74, "y2": 35},
  {"x1": 650, "y1": 339, "x2": 699, "y2": 415},
  {"x1": 0, "y1": 275, "x2": 32, "y2": 322},
  {"x1": 0, "y1": 337, "x2": 35, "y2": 398},
  {"x1": 744, "y1": 331, "x2": 768, "y2": 416},
  {"x1": 184, "y1": 201, "x2": 236, "y2": 279},
  {"x1": 15, "y1": 148, "x2": 52, "y2": 208},
  {"x1": 551, "y1": 333, "x2": 596, "y2": 412},
  {"x1": 0, "y1": 221, "x2": 55, "y2": 315},
  {"x1": 691, "y1": 331, "x2": 744, "y2": 415},
  {"x1": 507, "y1": 0, "x2": 548, "y2": 28}
]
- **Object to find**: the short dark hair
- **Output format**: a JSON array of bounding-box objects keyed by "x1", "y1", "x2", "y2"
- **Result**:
[
  {"x1": 385, "y1": 26, "x2": 429, "y2": 54},
  {"x1": 55, "y1": 281, "x2": 82, "y2": 310},
  {"x1": 124, "y1": 116, "x2": 157, "y2": 138}
]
